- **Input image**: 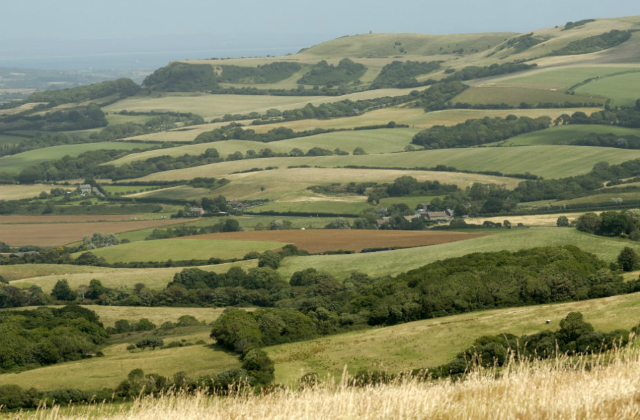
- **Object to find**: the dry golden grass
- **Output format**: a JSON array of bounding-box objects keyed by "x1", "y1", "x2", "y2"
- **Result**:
[
  {"x1": 465, "y1": 212, "x2": 588, "y2": 227},
  {"x1": 0, "y1": 214, "x2": 161, "y2": 224},
  {"x1": 15, "y1": 348, "x2": 640, "y2": 420},
  {"x1": 0, "y1": 184, "x2": 55, "y2": 200}
]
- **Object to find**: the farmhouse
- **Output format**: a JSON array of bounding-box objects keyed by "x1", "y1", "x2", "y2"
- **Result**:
[
  {"x1": 78, "y1": 184, "x2": 92, "y2": 194},
  {"x1": 190, "y1": 207, "x2": 205, "y2": 217},
  {"x1": 424, "y1": 211, "x2": 453, "y2": 221}
]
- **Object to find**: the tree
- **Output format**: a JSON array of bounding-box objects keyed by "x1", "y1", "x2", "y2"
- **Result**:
[
  {"x1": 617, "y1": 247, "x2": 639, "y2": 272},
  {"x1": 353, "y1": 147, "x2": 367, "y2": 155},
  {"x1": 576, "y1": 212, "x2": 601, "y2": 234},
  {"x1": 51, "y1": 279, "x2": 76, "y2": 301},
  {"x1": 258, "y1": 251, "x2": 282, "y2": 269},
  {"x1": 557, "y1": 216, "x2": 569, "y2": 227}
]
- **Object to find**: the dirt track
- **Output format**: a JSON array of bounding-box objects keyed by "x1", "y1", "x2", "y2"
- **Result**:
[{"x1": 180, "y1": 230, "x2": 487, "y2": 253}]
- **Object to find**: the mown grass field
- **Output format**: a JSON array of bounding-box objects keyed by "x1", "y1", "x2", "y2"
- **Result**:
[
  {"x1": 0, "y1": 184, "x2": 56, "y2": 200},
  {"x1": 137, "y1": 145, "x2": 640, "y2": 182},
  {"x1": 9, "y1": 260, "x2": 258, "y2": 292},
  {"x1": 71, "y1": 238, "x2": 287, "y2": 263},
  {"x1": 495, "y1": 66, "x2": 640, "y2": 89},
  {"x1": 451, "y1": 86, "x2": 603, "y2": 106},
  {"x1": 120, "y1": 107, "x2": 601, "y2": 143},
  {"x1": 490, "y1": 124, "x2": 640, "y2": 146},
  {"x1": 0, "y1": 218, "x2": 190, "y2": 247},
  {"x1": 110, "y1": 128, "x2": 420, "y2": 167},
  {"x1": 137, "y1": 168, "x2": 520, "y2": 203},
  {"x1": 574, "y1": 71, "x2": 640, "y2": 107},
  {"x1": 277, "y1": 227, "x2": 640, "y2": 280},
  {"x1": 0, "y1": 142, "x2": 155, "y2": 173},
  {"x1": 184, "y1": 230, "x2": 487, "y2": 254}
]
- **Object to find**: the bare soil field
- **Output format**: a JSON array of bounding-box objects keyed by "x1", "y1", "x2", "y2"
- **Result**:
[
  {"x1": 180, "y1": 230, "x2": 487, "y2": 253},
  {"x1": 0, "y1": 219, "x2": 190, "y2": 246}
]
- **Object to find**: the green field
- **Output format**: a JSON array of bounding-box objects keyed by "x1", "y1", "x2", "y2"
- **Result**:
[
  {"x1": 71, "y1": 238, "x2": 288, "y2": 263},
  {"x1": 497, "y1": 66, "x2": 640, "y2": 89},
  {"x1": 489, "y1": 124, "x2": 640, "y2": 146},
  {"x1": 574, "y1": 71, "x2": 640, "y2": 107},
  {"x1": 0, "y1": 133, "x2": 25, "y2": 147},
  {"x1": 253, "y1": 200, "x2": 371, "y2": 215},
  {"x1": 277, "y1": 227, "x2": 640, "y2": 280},
  {"x1": 0, "y1": 142, "x2": 155, "y2": 173},
  {"x1": 109, "y1": 128, "x2": 420, "y2": 167},
  {"x1": 9, "y1": 260, "x2": 258, "y2": 292},
  {"x1": 136, "y1": 145, "x2": 640, "y2": 182},
  {"x1": 451, "y1": 86, "x2": 603, "y2": 106},
  {"x1": 555, "y1": 191, "x2": 640, "y2": 206}
]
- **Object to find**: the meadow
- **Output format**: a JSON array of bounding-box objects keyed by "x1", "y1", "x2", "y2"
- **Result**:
[
  {"x1": 0, "y1": 184, "x2": 55, "y2": 200},
  {"x1": 71, "y1": 238, "x2": 288, "y2": 263},
  {"x1": 136, "y1": 145, "x2": 640, "y2": 182},
  {"x1": 451, "y1": 86, "x2": 603, "y2": 106},
  {"x1": 495, "y1": 66, "x2": 640, "y2": 89},
  {"x1": 8, "y1": 260, "x2": 257, "y2": 293},
  {"x1": 574, "y1": 71, "x2": 640, "y2": 107},
  {"x1": 277, "y1": 227, "x2": 640, "y2": 280},
  {"x1": 0, "y1": 142, "x2": 155, "y2": 173},
  {"x1": 490, "y1": 124, "x2": 640, "y2": 146}
]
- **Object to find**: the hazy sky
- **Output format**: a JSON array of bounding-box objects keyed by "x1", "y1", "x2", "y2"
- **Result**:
[{"x1": 1, "y1": 0, "x2": 639, "y2": 69}]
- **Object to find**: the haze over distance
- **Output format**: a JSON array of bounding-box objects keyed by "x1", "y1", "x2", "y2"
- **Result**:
[{"x1": 2, "y1": 0, "x2": 640, "y2": 71}]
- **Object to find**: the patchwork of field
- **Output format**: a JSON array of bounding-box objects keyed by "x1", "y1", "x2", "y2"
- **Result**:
[
  {"x1": 491, "y1": 124, "x2": 640, "y2": 146},
  {"x1": 0, "y1": 218, "x2": 190, "y2": 246},
  {"x1": 120, "y1": 107, "x2": 602, "y2": 143},
  {"x1": 451, "y1": 86, "x2": 604, "y2": 106},
  {"x1": 0, "y1": 142, "x2": 155, "y2": 173},
  {"x1": 181, "y1": 230, "x2": 487, "y2": 254},
  {"x1": 268, "y1": 292, "x2": 640, "y2": 383},
  {"x1": 72, "y1": 238, "x2": 288, "y2": 263},
  {"x1": 137, "y1": 145, "x2": 640, "y2": 182},
  {"x1": 0, "y1": 184, "x2": 57, "y2": 200},
  {"x1": 277, "y1": 227, "x2": 640, "y2": 280},
  {"x1": 109, "y1": 128, "x2": 420, "y2": 166},
  {"x1": 137, "y1": 167, "x2": 521, "y2": 202},
  {"x1": 8, "y1": 260, "x2": 258, "y2": 293}
]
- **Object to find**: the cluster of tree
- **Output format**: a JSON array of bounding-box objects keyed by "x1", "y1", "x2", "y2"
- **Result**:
[
  {"x1": 576, "y1": 209, "x2": 640, "y2": 241},
  {"x1": 146, "y1": 218, "x2": 242, "y2": 240},
  {"x1": 218, "y1": 63, "x2": 302, "y2": 84},
  {"x1": 194, "y1": 124, "x2": 336, "y2": 143},
  {"x1": 370, "y1": 61, "x2": 441, "y2": 89},
  {"x1": 564, "y1": 19, "x2": 596, "y2": 30},
  {"x1": 385, "y1": 176, "x2": 458, "y2": 197},
  {"x1": 297, "y1": 59, "x2": 367, "y2": 86},
  {"x1": 440, "y1": 62, "x2": 537, "y2": 82},
  {"x1": 500, "y1": 33, "x2": 546, "y2": 53},
  {"x1": 82, "y1": 232, "x2": 120, "y2": 250},
  {"x1": 0, "y1": 132, "x2": 108, "y2": 158},
  {"x1": 415, "y1": 81, "x2": 469, "y2": 111},
  {"x1": 0, "y1": 305, "x2": 107, "y2": 372},
  {"x1": 25, "y1": 78, "x2": 140, "y2": 105},
  {"x1": 570, "y1": 133, "x2": 640, "y2": 149},
  {"x1": 411, "y1": 115, "x2": 552, "y2": 148},
  {"x1": 555, "y1": 106, "x2": 640, "y2": 128},
  {"x1": 0, "y1": 103, "x2": 107, "y2": 132},
  {"x1": 549, "y1": 30, "x2": 632, "y2": 56},
  {"x1": 89, "y1": 113, "x2": 205, "y2": 141},
  {"x1": 142, "y1": 63, "x2": 219, "y2": 91}
]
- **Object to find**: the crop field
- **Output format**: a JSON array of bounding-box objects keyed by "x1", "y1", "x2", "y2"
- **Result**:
[
  {"x1": 138, "y1": 168, "x2": 520, "y2": 203},
  {"x1": 0, "y1": 264, "x2": 116, "y2": 281},
  {"x1": 0, "y1": 184, "x2": 56, "y2": 200},
  {"x1": 0, "y1": 142, "x2": 155, "y2": 173},
  {"x1": 574, "y1": 71, "x2": 640, "y2": 107},
  {"x1": 0, "y1": 133, "x2": 25, "y2": 147},
  {"x1": 120, "y1": 107, "x2": 602, "y2": 143},
  {"x1": 0, "y1": 214, "x2": 169, "y2": 223},
  {"x1": 267, "y1": 292, "x2": 640, "y2": 383},
  {"x1": 555, "y1": 191, "x2": 640, "y2": 206},
  {"x1": 277, "y1": 227, "x2": 640, "y2": 280},
  {"x1": 494, "y1": 66, "x2": 640, "y2": 89},
  {"x1": 491, "y1": 124, "x2": 640, "y2": 146},
  {"x1": 464, "y1": 212, "x2": 589, "y2": 227},
  {"x1": 0, "y1": 218, "x2": 190, "y2": 246},
  {"x1": 183, "y1": 230, "x2": 487, "y2": 254},
  {"x1": 72, "y1": 238, "x2": 288, "y2": 263},
  {"x1": 9, "y1": 260, "x2": 258, "y2": 292},
  {"x1": 136, "y1": 145, "x2": 640, "y2": 182},
  {"x1": 253, "y1": 200, "x2": 371, "y2": 215},
  {"x1": 110, "y1": 129, "x2": 420, "y2": 167},
  {"x1": 451, "y1": 86, "x2": 603, "y2": 106}
]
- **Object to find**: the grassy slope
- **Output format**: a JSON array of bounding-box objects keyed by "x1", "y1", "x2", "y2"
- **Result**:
[
  {"x1": 0, "y1": 142, "x2": 154, "y2": 173},
  {"x1": 9, "y1": 260, "x2": 258, "y2": 293},
  {"x1": 277, "y1": 227, "x2": 640, "y2": 280},
  {"x1": 136, "y1": 145, "x2": 640, "y2": 181},
  {"x1": 108, "y1": 128, "x2": 420, "y2": 166},
  {"x1": 70, "y1": 238, "x2": 288, "y2": 263},
  {"x1": 494, "y1": 66, "x2": 640, "y2": 89},
  {"x1": 451, "y1": 86, "x2": 604, "y2": 106},
  {"x1": 489, "y1": 124, "x2": 640, "y2": 146},
  {"x1": 574, "y1": 71, "x2": 640, "y2": 107}
]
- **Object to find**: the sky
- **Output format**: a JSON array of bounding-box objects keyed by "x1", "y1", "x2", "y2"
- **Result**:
[{"x1": 1, "y1": 0, "x2": 639, "y2": 70}]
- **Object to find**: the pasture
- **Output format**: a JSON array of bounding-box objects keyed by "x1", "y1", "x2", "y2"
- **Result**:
[
  {"x1": 495, "y1": 66, "x2": 640, "y2": 89},
  {"x1": 491, "y1": 124, "x2": 640, "y2": 146},
  {"x1": 183, "y1": 230, "x2": 487, "y2": 254},
  {"x1": 0, "y1": 218, "x2": 190, "y2": 246},
  {"x1": 136, "y1": 145, "x2": 640, "y2": 182},
  {"x1": 120, "y1": 107, "x2": 602, "y2": 143},
  {"x1": 0, "y1": 184, "x2": 56, "y2": 200},
  {"x1": 451, "y1": 86, "x2": 603, "y2": 106},
  {"x1": 71, "y1": 238, "x2": 288, "y2": 263},
  {"x1": 277, "y1": 227, "x2": 640, "y2": 280},
  {"x1": 9, "y1": 260, "x2": 258, "y2": 293},
  {"x1": 0, "y1": 142, "x2": 155, "y2": 173},
  {"x1": 574, "y1": 71, "x2": 640, "y2": 107}
]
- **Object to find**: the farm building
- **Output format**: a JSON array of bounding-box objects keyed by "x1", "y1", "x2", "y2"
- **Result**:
[
  {"x1": 190, "y1": 207, "x2": 205, "y2": 217},
  {"x1": 78, "y1": 184, "x2": 92, "y2": 194}
]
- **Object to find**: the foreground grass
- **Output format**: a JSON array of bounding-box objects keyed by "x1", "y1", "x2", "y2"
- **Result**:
[
  {"x1": 11, "y1": 348, "x2": 640, "y2": 419},
  {"x1": 278, "y1": 227, "x2": 640, "y2": 279}
]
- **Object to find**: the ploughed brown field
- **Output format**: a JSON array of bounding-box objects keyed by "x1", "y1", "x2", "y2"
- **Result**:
[
  {"x1": 0, "y1": 219, "x2": 189, "y2": 246},
  {"x1": 179, "y1": 230, "x2": 488, "y2": 253}
]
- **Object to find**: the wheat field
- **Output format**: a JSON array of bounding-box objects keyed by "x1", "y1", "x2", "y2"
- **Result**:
[{"x1": 12, "y1": 348, "x2": 640, "y2": 420}]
